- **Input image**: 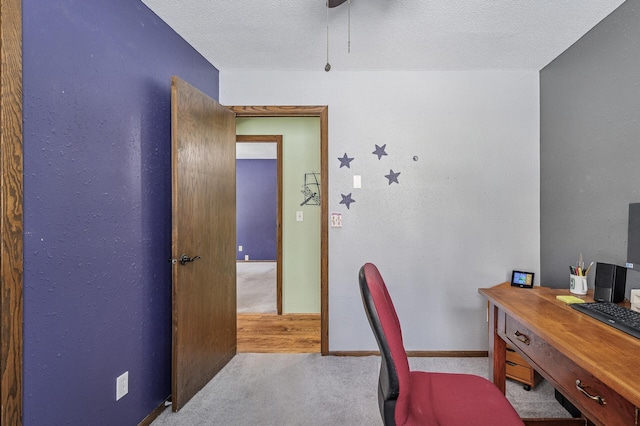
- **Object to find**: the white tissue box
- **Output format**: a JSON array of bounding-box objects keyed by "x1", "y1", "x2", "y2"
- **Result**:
[{"x1": 631, "y1": 289, "x2": 640, "y2": 312}]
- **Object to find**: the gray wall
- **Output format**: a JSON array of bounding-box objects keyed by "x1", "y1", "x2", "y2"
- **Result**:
[
  {"x1": 540, "y1": 0, "x2": 640, "y2": 294},
  {"x1": 223, "y1": 70, "x2": 540, "y2": 351}
]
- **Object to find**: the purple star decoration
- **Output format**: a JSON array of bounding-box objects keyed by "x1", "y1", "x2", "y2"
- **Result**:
[
  {"x1": 338, "y1": 153, "x2": 354, "y2": 168},
  {"x1": 385, "y1": 169, "x2": 400, "y2": 185},
  {"x1": 340, "y1": 193, "x2": 355, "y2": 209},
  {"x1": 372, "y1": 144, "x2": 388, "y2": 160}
]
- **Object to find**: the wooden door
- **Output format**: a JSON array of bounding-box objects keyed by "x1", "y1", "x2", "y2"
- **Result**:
[{"x1": 171, "y1": 76, "x2": 236, "y2": 411}]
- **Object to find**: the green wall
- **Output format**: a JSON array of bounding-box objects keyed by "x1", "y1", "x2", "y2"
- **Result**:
[{"x1": 237, "y1": 117, "x2": 321, "y2": 313}]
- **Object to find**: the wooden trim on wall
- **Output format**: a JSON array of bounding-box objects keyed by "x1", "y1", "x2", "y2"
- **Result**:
[
  {"x1": 137, "y1": 398, "x2": 170, "y2": 426},
  {"x1": 1, "y1": 0, "x2": 24, "y2": 424},
  {"x1": 229, "y1": 106, "x2": 329, "y2": 355},
  {"x1": 236, "y1": 135, "x2": 283, "y2": 315},
  {"x1": 329, "y1": 351, "x2": 489, "y2": 358}
]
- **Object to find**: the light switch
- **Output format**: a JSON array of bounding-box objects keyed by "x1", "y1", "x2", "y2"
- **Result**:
[
  {"x1": 353, "y1": 175, "x2": 361, "y2": 188},
  {"x1": 296, "y1": 211, "x2": 304, "y2": 222}
]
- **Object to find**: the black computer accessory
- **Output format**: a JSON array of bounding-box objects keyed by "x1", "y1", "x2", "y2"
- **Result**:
[
  {"x1": 571, "y1": 302, "x2": 640, "y2": 339},
  {"x1": 511, "y1": 270, "x2": 534, "y2": 288},
  {"x1": 594, "y1": 262, "x2": 626, "y2": 303}
]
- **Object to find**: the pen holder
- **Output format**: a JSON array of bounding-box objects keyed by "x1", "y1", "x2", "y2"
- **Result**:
[{"x1": 570, "y1": 274, "x2": 587, "y2": 295}]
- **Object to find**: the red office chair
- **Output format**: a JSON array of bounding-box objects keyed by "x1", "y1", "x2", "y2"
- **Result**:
[{"x1": 359, "y1": 263, "x2": 524, "y2": 426}]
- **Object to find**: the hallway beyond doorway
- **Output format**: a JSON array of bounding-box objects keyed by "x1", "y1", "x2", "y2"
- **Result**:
[{"x1": 237, "y1": 261, "x2": 276, "y2": 313}]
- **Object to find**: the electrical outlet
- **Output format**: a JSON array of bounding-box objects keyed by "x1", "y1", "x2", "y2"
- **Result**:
[
  {"x1": 116, "y1": 371, "x2": 128, "y2": 401},
  {"x1": 244, "y1": 254, "x2": 249, "y2": 261},
  {"x1": 331, "y1": 212, "x2": 342, "y2": 228}
]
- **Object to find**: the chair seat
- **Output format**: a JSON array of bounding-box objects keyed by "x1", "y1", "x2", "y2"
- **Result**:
[{"x1": 403, "y1": 371, "x2": 524, "y2": 426}]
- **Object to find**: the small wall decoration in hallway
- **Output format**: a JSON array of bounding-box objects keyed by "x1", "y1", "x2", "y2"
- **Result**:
[
  {"x1": 385, "y1": 169, "x2": 401, "y2": 185},
  {"x1": 372, "y1": 144, "x2": 388, "y2": 160},
  {"x1": 339, "y1": 193, "x2": 355, "y2": 209},
  {"x1": 338, "y1": 152, "x2": 354, "y2": 168},
  {"x1": 301, "y1": 172, "x2": 321, "y2": 206}
]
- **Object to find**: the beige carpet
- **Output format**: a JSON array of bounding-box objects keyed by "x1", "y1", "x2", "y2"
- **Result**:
[
  {"x1": 152, "y1": 354, "x2": 572, "y2": 425},
  {"x1": 237, "y1": 262, "x2": 277, "y2": 313}
]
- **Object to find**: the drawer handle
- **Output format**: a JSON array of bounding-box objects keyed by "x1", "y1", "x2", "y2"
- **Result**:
[
  {"x1": 506, "y1": 361, "x2": 517, "y2": 366},
  {"x1": 576, "y1": 380, "x2": 607, "y2": 405},
  {"x1": 514, "y1": 330, "x2": 530, "y2": 345}
]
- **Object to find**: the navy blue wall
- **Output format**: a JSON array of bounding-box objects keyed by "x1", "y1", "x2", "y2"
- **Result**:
[
  {"x1": 236, "y1": 160, "x2": 278, "y2": 260},
  {"x1": 22, "y1": 1, "x2": 219, "y2": 424}
]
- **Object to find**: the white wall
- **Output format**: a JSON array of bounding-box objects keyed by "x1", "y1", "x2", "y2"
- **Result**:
[{"x1": 221, "y1": 70, "x2": 540, "y2": 351}]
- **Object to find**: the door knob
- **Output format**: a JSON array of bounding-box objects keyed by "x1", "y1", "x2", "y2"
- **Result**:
[
  {"x1": 179, "y1": 254, "x2": 201, "y2": 265},
  {"x1": 169, "y1": 254, "x2": 202, "y2": 265}
]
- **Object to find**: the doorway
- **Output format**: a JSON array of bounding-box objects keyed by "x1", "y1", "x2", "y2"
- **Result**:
[
  {"x1": 228, "y1": 106, "x2": 329, "y2": 355},
  {"x1": 236, "y1": 135, "x2": 283, "y2": 315}
]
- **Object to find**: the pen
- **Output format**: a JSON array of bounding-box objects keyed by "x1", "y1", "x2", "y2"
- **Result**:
[{"x1": 584, "y1": 261, "x2": 594, "y2": 276}]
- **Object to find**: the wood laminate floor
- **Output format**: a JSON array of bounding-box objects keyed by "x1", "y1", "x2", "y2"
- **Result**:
[{"x1": 237, "y1": 313, "x2": 320, "y2": 353}]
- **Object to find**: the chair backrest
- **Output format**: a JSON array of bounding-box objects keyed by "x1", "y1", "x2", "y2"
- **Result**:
[{"x1": 359, "y1": 263, "x2": 413, "y2": 426}]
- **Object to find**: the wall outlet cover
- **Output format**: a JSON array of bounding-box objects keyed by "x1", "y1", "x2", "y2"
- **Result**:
[
  {"x1": 331, "y1": 212, "x2": 342, "y2": 228},
  {"x1": 116, "y1": 371, "x2": 129, "y2": 401}
]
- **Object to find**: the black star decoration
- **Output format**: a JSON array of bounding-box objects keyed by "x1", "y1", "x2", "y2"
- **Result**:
[
  {"x1": 338, "y1": 153, "x2": 354, "y2": 168},
  {"x1": 372, "y1": 144, "x2": 388, "y2": 160},
  {"x1": 385, "y1": 169, "x2": 401, "y2": 185},
  {"x1": 339, "y1": 193, "x2": 355, "y2": 209}
]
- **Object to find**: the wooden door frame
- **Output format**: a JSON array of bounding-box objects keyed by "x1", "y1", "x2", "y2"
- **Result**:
[
  {"x1": 228, "y1": 106, "x2": 329, "y2": 355},
  {"x1": 1, "y1": 0, "x2": 24, "y2": 423},
  {"x1": 236, "y1": 135, "x2": 284, "y2": 315}
]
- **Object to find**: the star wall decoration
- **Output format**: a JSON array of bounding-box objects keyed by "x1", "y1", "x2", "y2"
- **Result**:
[
  {"x1": 372, "y1": 144, "x2": 388, "y2": 160},
  {"x1": 338, "y1": 153, "x2": 354, "y2": 168},
  {"x1": 339, "y1": 193, "x2": 355, "y2": 209},
  {"x1": 385, "y1": 169, "x2": 401, "y2": 185}
]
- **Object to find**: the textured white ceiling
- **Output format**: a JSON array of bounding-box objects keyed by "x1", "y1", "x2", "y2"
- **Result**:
[{"x1": 142, "y1": 0, "x2": 625, "y2": 71}]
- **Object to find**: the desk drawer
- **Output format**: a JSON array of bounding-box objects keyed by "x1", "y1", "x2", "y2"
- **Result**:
[
  {"x1": 504, "y1": 315, "x2": 635, "y2": 426},
  {"x1": 506, "y1": 345, "x2": 541, "y2": 389}
]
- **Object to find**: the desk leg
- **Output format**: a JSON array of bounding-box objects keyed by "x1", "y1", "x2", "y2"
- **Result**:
[{"x1": 488, "y1": 303, "x2": 507, "y2": 394}]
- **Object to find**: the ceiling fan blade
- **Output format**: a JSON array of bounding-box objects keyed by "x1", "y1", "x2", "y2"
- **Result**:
[{"x1": 328, "y1": 0, "x2": 348, "y2": 8}]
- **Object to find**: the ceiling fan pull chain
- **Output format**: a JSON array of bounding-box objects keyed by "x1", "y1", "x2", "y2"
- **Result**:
[
  {"x1": 348, "y1": 0, "x2": 351, "y2": 54},
  {"x1": 325, "y1": 0, "x2": 331, "y2": 71}
]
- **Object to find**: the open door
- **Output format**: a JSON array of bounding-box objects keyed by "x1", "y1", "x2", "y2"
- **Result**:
[{"x1": 171, "y1": 76, "x2": 236, "y2": 411}]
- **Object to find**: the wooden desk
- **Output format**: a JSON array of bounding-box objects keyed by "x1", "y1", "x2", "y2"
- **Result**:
[{"x1": 479, "y1": 283, "x2": 640, "y2": 426}]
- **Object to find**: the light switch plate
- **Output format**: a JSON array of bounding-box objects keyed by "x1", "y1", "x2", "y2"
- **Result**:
[
  {"x1": 296, "y1": 211, "x2": 304, "y2": 222},
  {"x1": 353, "y1": 175, "x2": 361, "y2": 188}
]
